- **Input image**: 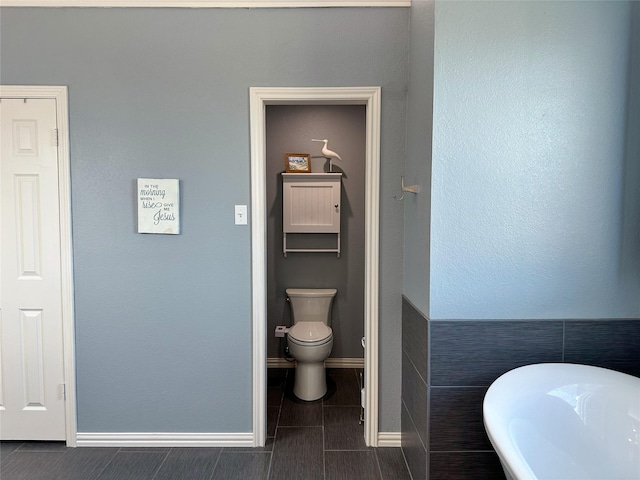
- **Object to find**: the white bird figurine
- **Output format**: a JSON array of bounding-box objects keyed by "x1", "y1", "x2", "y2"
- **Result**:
[{"x1": 312, "y1": 138, "x2": 343, "y2": 172}]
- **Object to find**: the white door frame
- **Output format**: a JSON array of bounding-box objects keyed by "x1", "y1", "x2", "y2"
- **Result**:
[
  {"x1": 249, "y1": 86, "x2": 380, "y2": 447},
  {"x1": 0, "y1": 85, "x2": 77, "y2": 446}
]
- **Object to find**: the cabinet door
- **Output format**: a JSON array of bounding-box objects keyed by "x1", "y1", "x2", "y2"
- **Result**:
[{"x1": 283, "y1": 178, "x2": 340, "y2": 233}]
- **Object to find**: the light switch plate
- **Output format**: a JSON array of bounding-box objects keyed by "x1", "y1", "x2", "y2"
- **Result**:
[{"x1": 235, "y1": 205, "x2": 248, "y2": 225}]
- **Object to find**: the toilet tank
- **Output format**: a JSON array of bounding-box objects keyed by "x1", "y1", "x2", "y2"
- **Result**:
[{"x1": 286, "y1": 288, "x2": 337, "y2": 325}]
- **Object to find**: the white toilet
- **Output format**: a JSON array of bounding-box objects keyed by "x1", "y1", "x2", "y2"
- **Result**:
[{"x1": 286, "y1": 288, "x2": 337, "y2": 401}]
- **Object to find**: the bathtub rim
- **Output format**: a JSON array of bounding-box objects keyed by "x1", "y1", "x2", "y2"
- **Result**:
[{"x1": 483, "y1": 362, "x2": 640, "y2": 480}]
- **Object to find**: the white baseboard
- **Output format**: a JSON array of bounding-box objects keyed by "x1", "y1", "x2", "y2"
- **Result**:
[
  {"x1": 267, "y1": 357, "x2": 365, "y2": 368},
  {"x1": 76, "y1": 432, "x2": 254, "y2": 448},
  {"x1": 76, "y1": 431, "x2": 399, "y2": 448},
  {"x1": 377, "y1": 432, "x2": 401, "y2": 447}
]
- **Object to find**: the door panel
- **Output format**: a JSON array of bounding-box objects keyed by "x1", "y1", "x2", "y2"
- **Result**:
[{"x1": 0, "y1": 98, "x2": 66, "y2": 440}]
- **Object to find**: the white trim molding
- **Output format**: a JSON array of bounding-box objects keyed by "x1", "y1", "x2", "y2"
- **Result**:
[
  {"x1": 1, "y1": 0, "x2": 410, "y2": 6},
  {"x1": 250, "y1": 86, "x2": 381, "y2": 448},
  {"x1": 377, "y1": 432, "x2": 402, "y2": 447},
  {"x1": 0, "y1": 85, "x2": 77, "y2": 447},
  {"x1": 267, "y1": 357, "x2": 365, "y2": 369},
  {"x1": 76, "y1": 432, "x2": 254, "y2": 448},
  {"x1": 76, "y1": 431, "x2": 398, "y2": 448}
]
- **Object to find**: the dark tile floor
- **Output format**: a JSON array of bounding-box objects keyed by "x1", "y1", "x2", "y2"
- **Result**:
[{"x1": 0, "y1": 368, "x2": 410, "y2": 480}]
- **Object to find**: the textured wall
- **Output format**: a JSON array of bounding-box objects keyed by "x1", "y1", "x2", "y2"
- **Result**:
[
  {"x1": 266, "y1": 105, "x2": 366, "y2": 360},
  {"x1": 431, "y1": 1, "x2": 639, "y2": 319},
  {"x1": 0, "y1": 7, "x2": 408, "y2": 433},
  {"x1": 622, "y1": 2, "x2": 640, "y2": 293},
  {"x1": 402, "y1": 0, "x2": 434, "y2": 314}
]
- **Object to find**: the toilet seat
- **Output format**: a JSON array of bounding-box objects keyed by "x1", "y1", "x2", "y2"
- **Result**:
[{"x1": 288, "y1": 322, "x2": 332, "y2": 346}]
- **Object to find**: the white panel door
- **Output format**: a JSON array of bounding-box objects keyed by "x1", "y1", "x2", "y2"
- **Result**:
[{"x1": 0, "y1": 98, "x2": 66, "y2": 440}]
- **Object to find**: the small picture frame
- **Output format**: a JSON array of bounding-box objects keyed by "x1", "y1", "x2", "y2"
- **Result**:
[{"x1": 284, "y1": 153, "x2": 311, "y2": 173}]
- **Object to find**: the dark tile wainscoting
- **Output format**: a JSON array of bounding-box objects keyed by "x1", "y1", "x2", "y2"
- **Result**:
[{"x1": 401, "y1": 296, "x2": 640, "y2": 480}]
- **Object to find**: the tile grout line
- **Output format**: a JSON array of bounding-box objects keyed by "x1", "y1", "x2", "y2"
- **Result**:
[
  {"x1": 373, "y1": 449, "x2": 385, "y2": 480},
  {"x1": 206, "y1": 448, "x2": 223, "y2": 480},
  {"x1": 267, "y1": 367, "x2": 290, "y2": 480},
  {"x1": 398, "y1": 444, "x2": 415, "y2": 480},
  {"x1": 273, "y1": 369, "x2": 286, "y2": 435},
  {"x1": 1, "y1": 442, "x2": 25, "y2": 460},
  {"x1": 265, "y1": 428, "x2": 276, "y2": 480},
  {"x1": 93, "y1": 445, "x2": 120, "y2": 479},
  {"x1": 151, "y1": 447, "x2": 173, "y2": 480},
  {"x1": 148, "y1": 448, "x2": 172, "y2": 480},
  {"x1": 265, "y1": 369, "x2": 284, "y2": 480},
  {"x1": 322, "y1": 374, "x2": 326, "y2": 480},
  {"x1": 324, "y1": 448, "x2": 377, "y2": 451}
]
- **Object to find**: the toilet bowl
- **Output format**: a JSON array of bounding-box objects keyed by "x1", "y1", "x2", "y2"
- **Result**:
[{"x1": 286, "y1": 288, "x2": 336, "y2": 401}]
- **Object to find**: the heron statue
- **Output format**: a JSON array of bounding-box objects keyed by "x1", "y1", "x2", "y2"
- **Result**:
[{"x1": 312, "y1": 139, "x2": 343, "y2": 172}]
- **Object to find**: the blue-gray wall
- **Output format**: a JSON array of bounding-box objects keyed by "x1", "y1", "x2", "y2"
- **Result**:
[
  {"x1": 623, "y1": 1, "x2": 640, "y2": 292},
  {"x1": 0, "y1": 7, "x2": 408, "y2": 433},
  {"x1": 430, "y1": 0, "x2": 640, "y2": 320},
  {"x1": 402, "y1": 0, "x2": 434, "y2": 316}
]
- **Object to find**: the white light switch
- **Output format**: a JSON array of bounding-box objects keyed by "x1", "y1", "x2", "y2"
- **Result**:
[{"x1": 234, "y1": 205, "x2": 248, "y2": 225}]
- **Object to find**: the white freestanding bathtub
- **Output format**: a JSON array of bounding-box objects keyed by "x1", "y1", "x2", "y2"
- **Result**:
[{"x1": 483, "y1": 363, "x2": 640, "y2": 480}]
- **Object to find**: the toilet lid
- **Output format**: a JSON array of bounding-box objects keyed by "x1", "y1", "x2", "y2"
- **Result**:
[{"x1": 289, "y1": 322, "x2": 332, "y2": 343}]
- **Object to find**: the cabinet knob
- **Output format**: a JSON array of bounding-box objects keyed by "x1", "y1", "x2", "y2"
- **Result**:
[{"x1": 335, "y1": 204, "x2": 339, "y2": 208}]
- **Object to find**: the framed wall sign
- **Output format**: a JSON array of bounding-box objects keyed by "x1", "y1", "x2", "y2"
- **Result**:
[
  {"x1": 137, "y1": 178, "x2": 180, "y2": 234},
  {"x1": 284, "y1": 152, "x2": 311, "y2": 173}
]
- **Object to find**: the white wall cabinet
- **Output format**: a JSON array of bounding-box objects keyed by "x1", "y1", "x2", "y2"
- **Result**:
[{"x1": 282, "y1": 173, "x2": 342, "y2": 257}]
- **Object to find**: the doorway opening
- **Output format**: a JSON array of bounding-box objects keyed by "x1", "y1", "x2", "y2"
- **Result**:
[{"x1": 249, "y1": 87, "x2": 381, "y2": 447}]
